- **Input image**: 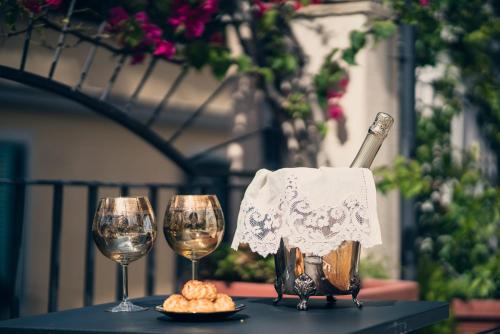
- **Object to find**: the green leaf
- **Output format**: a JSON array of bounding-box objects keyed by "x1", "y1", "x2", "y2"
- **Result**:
[
  {"x1": 0, "y1": 0, "x2": 21, "y2": 28},
  {"x1": 184, "y1": 41, "x2": 210, "y2": 69},
  {"x1": 208, "y1": 47, "x2": 232, "y2": 79},
  {"x1": 261, "y1": 9, "x2": 279, "y2": 30},
  {"x1": 257, "y1": 67, "x2": 275, "y2": 83},
  {"x1": 316, "y1": 122, "x2": 329, "y2": 138},
  {"x1": 371, "y1": 20, "x2": 397, "y2": 41},
  {"x1": 349, "y1": 30, "x2": 366, "y2": 51},
  {"x1": 235, "y1": 55, "x2": 253, "y2": 73},
  {"x1": 342, "y1": 48, "x2": 357, "y2": 65},
  {"x1": 270, "y1": 54, "x2": 298, "y2": 75}
]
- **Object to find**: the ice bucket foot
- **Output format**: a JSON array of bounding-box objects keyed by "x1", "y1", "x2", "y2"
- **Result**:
[
  {"x1": 294, "y1": 274, "x2": 316, "y2": 311},
  {"x1": 326, "y1": 295, "x2": 336, "y2": 307},
  {"x1": 351, "y1": 276, "x2": 363, "y2": 309},
  {"x1": 273, "y1": 275, "x2": 284, "y2": 305}
]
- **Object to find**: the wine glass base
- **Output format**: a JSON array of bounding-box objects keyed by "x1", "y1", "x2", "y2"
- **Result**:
[{"x1": 106, "y1": 301, "x2": 147, "y2": 312}]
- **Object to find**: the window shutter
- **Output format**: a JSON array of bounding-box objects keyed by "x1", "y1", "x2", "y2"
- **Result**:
[{"x1": 0, "y1": 142, "x2": 26, "y2": 287}]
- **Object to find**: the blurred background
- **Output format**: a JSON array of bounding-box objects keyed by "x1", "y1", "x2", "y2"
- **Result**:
[{"x1": 0, "y1": 0, "x2": 498, "y2": 333}]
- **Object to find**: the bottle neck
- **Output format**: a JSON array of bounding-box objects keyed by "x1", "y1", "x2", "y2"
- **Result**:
[{"x1": 349, "y1": 133, "x2": 385, "y2": 169}]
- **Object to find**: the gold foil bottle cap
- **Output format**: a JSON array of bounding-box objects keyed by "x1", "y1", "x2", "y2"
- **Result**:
[{"x1": 369, "y1": 112, "x2": 394, "y2": 138}]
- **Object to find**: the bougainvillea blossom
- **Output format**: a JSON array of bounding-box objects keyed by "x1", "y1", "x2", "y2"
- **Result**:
[
  {"x1": 168, "y1": 0, "x2": 219, "y2": 39},
  {"x1": 45, "y1": 0, "x2": 62, "y2": 7},
  {"x1": 22, "y1": 0, "x2": 42, "y2": 13},
  {"x1": 154, "y1": 40, "x2": 176, "y2": 59},
  {"x1": 106, "y1": 7, "x2": 176, "y2": 62},
  {"x1": 254, "y1": 0, "x2": 322, "y2": 16},
  {"x1": 328, "y1": 103, "x2": 344, "y2": 120},
  {"x1": 107, "y1": 7, "x2": 129, "y2": 27}
]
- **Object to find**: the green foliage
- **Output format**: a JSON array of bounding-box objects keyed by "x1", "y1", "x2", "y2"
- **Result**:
[
  {"x1": 208, "y1": 47, "x2": 232, "y2": 79},
  {"x1": 235, "y1": 55, "x2": 253, "y2": 73},
  {"x1": 376, "y1": 156, "x2": 431, "y2": 197},
  {"x1": 316, "y1": 121, "x2": 329, "y2": 138},
  {"x1": 359, "y1": 254, "x2": 390, "y2": 279},
  {"x1": 183, "y1": 41, "x2": 210, "y2": 69},
  {"x1": 0, "y1": 0, "x2": 21, "y2": 27},
  {"x1": 287, "y1": 92, "x2": 310, "y2": 118},
  {"x1": 371, "y1": 20, "x2": 397, "y2": 41},
  {"x1": 270, "y1": 54, "x2": 299, "y2": 76},
  {"x1": 314, "y1": 49, "x2": 348, "y2": 110},
  {"x1": 256, "y1": 67, "x2": 275, "y2": 84},
  {"x1": 121, "y1": 20, "x2": 144, "y2": 49},
  {"x1": 202, "y1": 244, "x2": 275, "y2": 283},
  {"x1": 342, "y1": 31, "x2": 366, "y2": 65},
  {"x1": 374, "y1": 3, "x2": 500, "y2": 332}
]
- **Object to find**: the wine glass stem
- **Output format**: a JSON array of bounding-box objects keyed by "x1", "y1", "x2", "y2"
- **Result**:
[
  {"x1": 191, "y1": 260, "x2": 198, "y2": 280},
  {"x1": 121, "y1": 264, "x2": 129, "y2": 303}
]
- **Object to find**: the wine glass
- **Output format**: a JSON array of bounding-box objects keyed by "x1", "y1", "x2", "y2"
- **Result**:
[
  {"x1": 164, "y1": 195, "x2": 224, "y2": 280},
  {"x1": 92, "y1": 197, "x2": 156, "y2": 312}
]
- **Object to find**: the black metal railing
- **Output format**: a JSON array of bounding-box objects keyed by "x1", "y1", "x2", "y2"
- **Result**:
[{"x1": 0, "y1": 176, "x2": 250, "y2": 318}]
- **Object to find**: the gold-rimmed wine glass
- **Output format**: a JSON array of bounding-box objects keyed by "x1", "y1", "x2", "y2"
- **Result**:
[
  {"x1": 92, "y1": 197, "x2": 156, "y2": 312},
  {"x1": 163, "y1": 195, "x2": 224, "y2": 280}
]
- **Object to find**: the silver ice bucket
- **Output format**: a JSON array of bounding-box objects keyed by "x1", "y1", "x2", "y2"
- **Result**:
[{"x1": 273, "y1": 238, "x2": 362, "y2": 310}]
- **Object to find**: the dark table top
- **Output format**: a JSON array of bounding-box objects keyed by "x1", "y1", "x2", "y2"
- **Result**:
[{"x1": 0, "y1": 297, "x2": 448, "y2": 334}]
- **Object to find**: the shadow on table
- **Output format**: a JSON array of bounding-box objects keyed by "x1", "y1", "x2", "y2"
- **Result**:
[
  {"x1": 247, "y1": 298, "x2": 396, "y2": 310},
  {"x1": 156, "y1": 314, "x2": 250, "y2": 323}
]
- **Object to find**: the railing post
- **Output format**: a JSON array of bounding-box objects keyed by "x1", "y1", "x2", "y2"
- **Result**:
[
  {"x1": 48, "y1": 184, "x2": 64, "y2": 312},
  {"x1": 10, "y1": 182, "x2": 26, "y2": 318},
  {"x1": 83, "y1": 185, "x2": 98, "y2": 306},
  {"x1": 19, "y1": 14, "x2": 34, "y2": 71},
  {"x1": 116, "y1": 185, "x2": 129, "y2": 300},
  {"x1": 48, "y1": 0, "x2": 77, "y2": 79},
  {"x1": 146, "y1": 186, "x2": 158, "y2": 296}
]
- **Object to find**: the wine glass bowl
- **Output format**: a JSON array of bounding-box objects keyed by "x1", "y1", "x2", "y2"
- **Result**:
[
  {"x1": 164, "y1": 195, "x2": 224, "y2": 279},
  {"x1": 92, "y1": 196, "x2": 156, "y2": 312}
]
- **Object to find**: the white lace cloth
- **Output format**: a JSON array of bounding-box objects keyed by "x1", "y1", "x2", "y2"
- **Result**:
[{"x1": 231, "y1": 167, "x2": 382, "y2": 257}]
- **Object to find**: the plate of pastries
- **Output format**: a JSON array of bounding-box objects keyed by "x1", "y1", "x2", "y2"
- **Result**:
[{"x1": 156, "y1": 280, "x2": 245, "y2": 321}]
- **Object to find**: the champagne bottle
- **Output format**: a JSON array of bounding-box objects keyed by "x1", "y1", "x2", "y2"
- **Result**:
[{"x1": 350, "y1": 112, "x2": 394, "y2": 168}]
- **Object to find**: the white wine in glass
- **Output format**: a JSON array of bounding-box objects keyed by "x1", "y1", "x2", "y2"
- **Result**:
[
  {"x1": 164, "y1": 195, "x2": 224, "y2": 280},
  {"x1": 93, "y1": 197, "x2": 156, "y2": 312}
]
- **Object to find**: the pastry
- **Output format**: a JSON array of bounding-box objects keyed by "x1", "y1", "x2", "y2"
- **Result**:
[
  {"x1": 163, "y1": 280, "x2": 235, "y2": 313},
  {"x1": 181, "y1": 280, "x2": 217, "y2": 301},
  {"x1": 162, "y1": 294, "x2": 189, "y2": 312},
  {"x1": 213, "y1": 293, "x2": 236, "y2": 312},
  {"x1": 188, "y1": 299, "x2": 215, "y2": 313}
]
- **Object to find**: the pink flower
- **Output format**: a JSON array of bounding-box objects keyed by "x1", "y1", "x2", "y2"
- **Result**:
[
  {"x1": 22, "y1": 0, "x2": 42, "y2": 13},
  {"x1": 209, "y1": 31, "x2": 225, "y2": 46},
  {"x1": 292, "y1": 2, "x2": 302, "y2": 11},
  {"x1": 203, "y1": 0, "x2": 218, "y2": 14},
  {"x1": 134, "y1": 11, "x2": 148, "y2": 24},
  {"x1": 419, "y1": 0, "x2": 429, "y2": 6},
  {"x1": 168, "y1": 1, "x2": 191, "y2": 27},
  {"x1": 185, "y1": 17, "x2": 206, "y2": 38},
  {"x1": 328, "y1": 104, "x2": 344, "y2": 120},
  {"x1": 327, "y1": 89, "x2": 343, "y2": 99},
  {"x1": 142, "y1": 23, "x2": 163, "y2": 44},
  {"x1": 167, "y1": 0, "x2": 217, "y2": 39},
  {"x1": 131, "y1": 53, "x2": 146, "y2": 65},
  {"x1": 45, "y1": 0, "x2": 62, "y2": 7},
  {"x1": 339, "y1": 76, "x2": 349, "y2": 90},
  {"x1": 154, "y1": 40, "x2": 176, "y2": 59},
  {"x1": 108, "y1": 7, "x2": 129, "y2": 26},
  {"x1": 254, "y1": 0, "x2": 272, "y2": 16}
]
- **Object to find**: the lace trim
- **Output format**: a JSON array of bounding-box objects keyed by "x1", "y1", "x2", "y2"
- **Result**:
[{"x1": 232, "y1": 175, "x2": 378, "y2": 257}]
